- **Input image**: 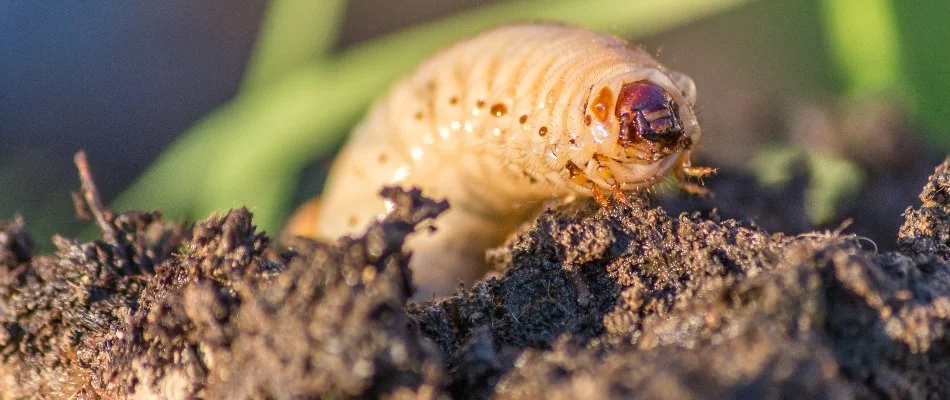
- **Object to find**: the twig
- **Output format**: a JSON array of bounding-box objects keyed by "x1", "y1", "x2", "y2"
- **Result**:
[{"x1": 74, "y1": 150, "x2": 119, "y2": 246}]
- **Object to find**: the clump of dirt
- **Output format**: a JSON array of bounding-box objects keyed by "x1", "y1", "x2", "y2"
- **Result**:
[
  {"x1": 409, "y1": 159, "x2": 950, "y2": 399},
  {"x1": 0, "y1": 177, "x2": 184, "y2": 399},
  {"x1": 94, "y1": 187, "x2": 447, "y2": 399},
  {"x1": 2, "y1": 154, "x2": 950, "y2": 399}
]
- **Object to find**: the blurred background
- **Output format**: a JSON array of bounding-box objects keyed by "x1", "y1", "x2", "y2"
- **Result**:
[{"x1": 1, "y1": 0, "x2": 948, "y2": 249}]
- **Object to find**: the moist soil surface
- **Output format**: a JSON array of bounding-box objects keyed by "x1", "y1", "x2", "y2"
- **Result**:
[{"x1": 3, "y1": 153, "x2": 950, "y2": 399}]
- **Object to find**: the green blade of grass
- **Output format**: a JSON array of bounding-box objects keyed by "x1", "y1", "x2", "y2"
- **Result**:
[
  {"x1": 890, "y1": 1, "x2": 950, "y2": 148},
  {"x1": 115, "y1": 0, "x2": 756, "y2": 233},
  {"x1": 819, "y1": 0, "x2": 950, "y2": 149},
  {"x1": 241, "y1": 0, "x2": 347, "y2": 91},
  {"x1": 818, "y1": 0, "x2": 903, "y2": 95},
  {"x1": 328, "y1": 0, "x2": 758, "y2": 81}
]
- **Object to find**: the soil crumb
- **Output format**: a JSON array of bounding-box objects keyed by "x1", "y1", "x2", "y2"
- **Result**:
[{"x1": 3, "y1": 158, "x2": 950, "y2": 399}]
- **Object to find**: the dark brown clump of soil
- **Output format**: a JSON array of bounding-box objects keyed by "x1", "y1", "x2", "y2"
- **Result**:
[
  {"x1": 91, "y1": 187, "x2": 448, "y2": 399},
  {"x1": 2, "y1": 157, "x2": 950, "y2": 399}
]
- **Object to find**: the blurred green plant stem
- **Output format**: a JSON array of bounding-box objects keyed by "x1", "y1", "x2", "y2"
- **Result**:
[
  {"x1": 820, "y1": 0, "x2": 902, "y2": 96},
  {"x1": 113, "y1": 0, "x2": 755, "y2": 234},
  {"x1": 241, "y1": 1, "x2": 347, "y2": 91},
  {"x1": 821, "y1": 0, "x2": 950, "y2": 146}
]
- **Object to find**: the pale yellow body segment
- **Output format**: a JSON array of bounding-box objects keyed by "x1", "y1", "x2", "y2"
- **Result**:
[{"x1": 314, "y1": 23, "x2": 703, "y2": 297}]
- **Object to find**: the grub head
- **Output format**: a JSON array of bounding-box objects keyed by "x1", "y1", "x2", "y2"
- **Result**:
[{"x1": 615, "y1": 81, "x2": 689, "y2": 153}]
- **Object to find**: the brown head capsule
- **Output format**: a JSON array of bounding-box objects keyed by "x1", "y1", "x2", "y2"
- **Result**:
[{"x1": 616, "y1": 81, "x2": 684, "y2": 150}]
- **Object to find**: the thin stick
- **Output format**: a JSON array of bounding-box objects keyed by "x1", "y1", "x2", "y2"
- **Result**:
[{"x1": 74, "y1": 151, "x2": 119, "y2": 246}]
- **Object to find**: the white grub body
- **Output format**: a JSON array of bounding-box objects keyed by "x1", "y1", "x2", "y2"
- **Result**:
[{"x1": 317, "y1": 23, "x2": 702, "y2": 297}]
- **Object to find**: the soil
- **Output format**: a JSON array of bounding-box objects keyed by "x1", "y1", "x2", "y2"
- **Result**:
[{"x1": 3, "y1": 149, "x2": 950, "y2": 398}]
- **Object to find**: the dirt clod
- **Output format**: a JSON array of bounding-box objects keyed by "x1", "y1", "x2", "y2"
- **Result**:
[{"x1": 3, "y1": 158, "x2": 950, "y2": 399}]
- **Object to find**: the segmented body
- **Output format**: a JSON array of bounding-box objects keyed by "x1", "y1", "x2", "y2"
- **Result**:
[{"x1": 313, "y1": 23, "x2": 704, "y2": 296}]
